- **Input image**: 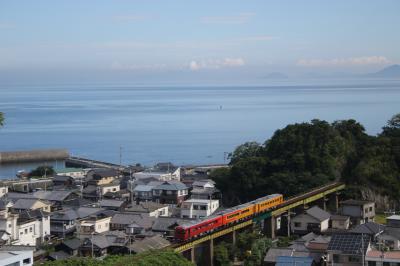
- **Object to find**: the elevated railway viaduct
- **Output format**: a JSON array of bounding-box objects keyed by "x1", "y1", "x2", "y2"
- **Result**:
[{"x1": 173, "y1": 182, "x2": 346, "y2": 266}]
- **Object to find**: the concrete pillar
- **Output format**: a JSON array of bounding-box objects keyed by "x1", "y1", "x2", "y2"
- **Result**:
[
  {"x1": 209, "y1": 239, "x2": 214, "y2": 266},
  {"x1": 323, "y1": 196, "x2": 327, "y2": 211},
  {"x1": 191, "y1": 247, "x2": 195, "y2": 264},
  {"x1": 232, "y1": 230, "x2": 236, "y2": 246},
  {"x1": 264, "y1": 216, "x2": 276, "y2": 239}
]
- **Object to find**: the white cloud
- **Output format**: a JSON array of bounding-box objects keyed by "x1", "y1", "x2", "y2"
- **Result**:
[
  {"x1": 189, "y1": 58, "x2": 245, "y2": 71},
  {"x1": 297, "y1": 56, "x2": 390, "y2": 67},
  {"x1": 201, "y1": 13, "x2": 255, "y2": 24}
]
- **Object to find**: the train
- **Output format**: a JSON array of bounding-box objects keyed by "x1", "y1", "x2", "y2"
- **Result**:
[{"x1": 175, "y1": 193, "x2": 284, "y2": 241}]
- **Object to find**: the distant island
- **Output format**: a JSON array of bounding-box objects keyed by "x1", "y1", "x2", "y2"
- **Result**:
[{"x1": 365, "y1": 64, "x2": 400, "y2": 78}]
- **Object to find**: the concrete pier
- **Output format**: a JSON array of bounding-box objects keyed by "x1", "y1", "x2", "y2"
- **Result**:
[{"x1": 0, "y1": 149, "x2": 69, "y2": 164}]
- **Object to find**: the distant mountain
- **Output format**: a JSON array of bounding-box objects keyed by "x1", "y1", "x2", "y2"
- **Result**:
[
  {"x1": 365, "y1": 64, "x2": 400, "y2": 78},
  {"x1": 264, "y1": 72, "x2": 288, "y2": 79}
]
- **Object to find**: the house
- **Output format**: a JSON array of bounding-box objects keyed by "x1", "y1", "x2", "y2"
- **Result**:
[
  {"x1": 378, "y1": 216, "x2": 400, "y2": 250},
  {"x1": 133, "y1": 163, "x2": 181, "y2": 182},
  {"x1": 56, "y1": 168, "x2": 86, "y2": 179},
  {"x1": 181, "y1": 199, "x2": 219, "y2": 219},
  {"x1": 110, "y1": 213, "x2": 154, "y2": 234},
  {"x1": 50, "y1": 207, "x2": 105, "y2": 237},
  {"x1": 86, "y1": 168, "x2": 119, "y2": 186},
  {"x1": 330, "y1": 215, "x2": 350, "y2": 230},
  {"x1": 7, "y1": 190, "x2": 80, "y2": 210},
  {"x1": 327, "y1": 233, "x2": 370, "y2": 266},
  {"x1": 55, "y1": 237, "x2": 81, "y2": 257},
  {"x1": 11, "y1": 199, "x2": 51, "y2": 213},
  {"x1": 350, "y1": 222, "x2": 384, "y2": 238},
  {"x1": 52, "y1": 175, "x2": 75, "y2": 188},
  {"x1": 0, "y1": 186, "x2": 8, "y2": 198},
  {"x1": 366, "y1": 250, "x2": 400, "y2": 266},
  {"x1": 83, "y1": 181, "x2": 121, "y2": 201},
  {"x1": 190, "y1": 187, "x2": 222, "y2": 200},
  {"x1": 125, "y1": 201, "x2": 169, "y2": 218},
  {"x1": 192, "y1": 179, "x2": 215, "y2": 189},
  {"x1": 152, "y1": 181, "x2": 188, "y2": 205},
  {"x1": 79, "y1": 231, "x2": 128, "y2": 257},
  {"x1": 99, "y1": 199, "x2": 126, "y2": 211},
  {"x1": 341, "y1": 199, "x2": 375, "y2": 225},
  {"x1": 0, "y1": 250, "x2": 33, "y2": 266},
  {"x1": 291, "y1": 206, "x2": 330, "y2": 234},
  {"x1": 133, "y1": 185, "x2": 155, "y2": 202},
  {"x1": 77, "y1": 213, "x2": 112, "y2": 236},
  {"x1": 151, "y1": 217, "x2": 189, "y2": 237}
]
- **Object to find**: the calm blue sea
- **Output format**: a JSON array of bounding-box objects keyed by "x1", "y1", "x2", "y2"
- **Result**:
[{"x1": 1, "y1": 80, "x2": 400, "y2": 178}]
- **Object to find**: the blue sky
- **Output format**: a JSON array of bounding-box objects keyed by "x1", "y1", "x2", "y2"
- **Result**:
[{"x1": 1, "y1": 0, "x2": 399, "y2": 83}]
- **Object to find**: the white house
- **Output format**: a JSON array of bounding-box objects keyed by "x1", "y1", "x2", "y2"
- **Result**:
[
  {"x1": 133, "y1": 167, "x2": 181, "y2": 182},
  {"x1": 181, "y1": 199, "x2": 219, "y2": 219},
  {"x1": 0, "y1": 250, "x2": 33, "y2": 266},
  {"x1": 291, "y1": 206, "x2": 330, "y2": 234},
  {"x1": 56, "y1": 168, "x2": 87, "y2": 179},
  {"x1": 0, "y1": 186, "x2": 8, "y2": 198},
  {"x1": 192, "y1": 180, "x2": 215, "y2": 189},
  {"x1": 77, "y1": 214, "x2": 111, "y2": 237}
]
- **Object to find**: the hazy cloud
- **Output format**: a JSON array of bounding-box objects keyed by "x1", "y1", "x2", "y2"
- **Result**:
[
  {"x1": 297, "y1": 56, "x2": 390, "y2": 67},
  {"x1": 201, "y1": 13, "x2": 255, "y2": 24},
  {"x1": 189, "y1": 58, "x2": 245, "y2": 71}
]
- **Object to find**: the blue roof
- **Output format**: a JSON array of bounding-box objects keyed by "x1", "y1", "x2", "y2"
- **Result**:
[{"x1": 276, "y1": 256, "x2": 313, "y2": 266}]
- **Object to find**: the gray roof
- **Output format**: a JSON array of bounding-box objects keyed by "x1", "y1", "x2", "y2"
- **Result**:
[
  {"x1": 48, "y1": 251, "x2": 70, "y2": 260},
  {"x1": 111, "y1": 213, "x2": 154, "y2": 229},
  {"x1": 12, "y1": 198, "x2": 49, "y2": 209},
  {"x1": 87, "y1": 169, "x2": 119, "y2": 180},
  {"x1": 133, "y1": 185, "x2": 153, "y2": 192},
  {"x1": 151, "y1": 217, "x2": 189, "y2": 232},
  {"x1": 99, "y1": 199, "x2": 124, "y2": 208},
  {"x1": 306, "y1": 206, "x2": 330, "y2": 222},
  {"x1": 62, "y1": 238, "x2": 81, "y2": 250},
  {"x1": 82, "y1": 231, "x2": 128, "y2": 249},
  {"x1": 128, "y1": 235, "x2": 170, "y2": 253},
  {"x1": 125, "y1": 202, "x2": 167, "y2": 213},
  {"x1": 154, "y1": 181, "x2": 187, "y2": 191},
  {"x1": 331, "y1": 215, "x2": 350, "y2": 221},
  {"x1": 383, "y1": 226, "x2": 400, "y2": 240},
  {"x1": 53, "y1": 175, "x2": 73, "y2": 182},
  {"x1": 351, "y1": 222, "x2": 385, "y2": 236}
]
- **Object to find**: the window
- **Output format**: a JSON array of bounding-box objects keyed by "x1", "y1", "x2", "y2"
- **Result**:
[
  {"x1": 333, "y1": 254, "x2": 340, "y2": 263},
  {"x1": 20, "y1": 231, "x2": 23, "y2": 235},
  {"x1": 369, "y1": 206, "x2": 373, "y2": 212},
  {"x1": 113, "y1": 188, "x2": 116, "y2": 191},
  {"x1": 365, "y1": 208, "x2": 369, "y2": 213},
  {"x1": 8, "y1": 224, "x2": 11, "y2": 228},
  {"x1": 23, "y1": 258, "x2": 31, "y2": 265},
  {"x1": 294, "y1": 222, "x2": 301, "y2": 227},
  {"x1": 349, "y1": 256, "x2": 361, "y2": 263},
  {"x1": 25, "y1": 229, "x2": 28, "y2": 234},
  {"x1": 29, "y1": 227, "x2": 33, "y2": 232}
]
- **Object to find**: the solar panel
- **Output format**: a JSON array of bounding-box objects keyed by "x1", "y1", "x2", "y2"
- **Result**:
[{"x1": 328, "y1": 234, "x2": 370, "y2": 255}]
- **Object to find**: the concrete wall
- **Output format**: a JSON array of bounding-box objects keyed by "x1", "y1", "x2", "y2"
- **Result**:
[{"x1": 0, "y1": 149, "x2": 69, "y2": 164}]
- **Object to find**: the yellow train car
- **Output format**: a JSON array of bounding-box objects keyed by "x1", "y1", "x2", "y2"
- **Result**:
[
  {"x1": 222, "y1": 202, "x2": 256, "y2": 225},
  {"x1": 256, "y1": 194, "x2": 283, "y2": 213}
]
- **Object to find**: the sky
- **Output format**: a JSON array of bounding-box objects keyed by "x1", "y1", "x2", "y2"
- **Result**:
[{"x1": 1, "y1": 0, "x2": 400, "y2": 84}]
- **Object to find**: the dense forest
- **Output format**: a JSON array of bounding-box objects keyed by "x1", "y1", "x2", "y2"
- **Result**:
[{"x1": 211, "y1": 113, "x2": 400, "y2": 209}]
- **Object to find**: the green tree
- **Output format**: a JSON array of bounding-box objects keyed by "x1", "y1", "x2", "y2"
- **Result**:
[
  {"x1": 214, "y1": 242, "x2": 232, "y2": 266},
  {"x1": 228, "y1": 142, "x2": 262, "y2": 165},
  {"x1": 29, "y1": 165, "x2": 55, "y2": 178},
  {"x1": 0, "y1": 112, "x2": 3, "y2": 126}
]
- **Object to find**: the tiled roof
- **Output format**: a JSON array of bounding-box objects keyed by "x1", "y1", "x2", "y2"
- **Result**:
[
  {"x1": 351, "y1": 222, "x2": 385, "y2": 235},
  {"x1": 128, "y1": 235, "x2": 170, "y2": 254},
  {"x1": 154, "y1": 181, "x2": 187, "y2": 191},
  {"x1": 305, "y1": 206, "x2": 330, "y2": 221},
  {"x1": 367, "y1": 250, "x2": 400, "y2": 260}
]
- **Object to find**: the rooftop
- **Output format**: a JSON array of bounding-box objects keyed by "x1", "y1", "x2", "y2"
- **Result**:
[{"x1": 305, "y1": 206, "x2": 330, "y2": 222}]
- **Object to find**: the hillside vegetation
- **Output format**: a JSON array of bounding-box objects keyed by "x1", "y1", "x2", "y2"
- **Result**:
[{"x1": 211, "y1": 113, "x2": 400, "y2": 208}]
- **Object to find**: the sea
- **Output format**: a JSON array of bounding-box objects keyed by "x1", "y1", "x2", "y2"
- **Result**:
[{"x1": 1, "y1": 79, "x2": 400, "y2": 178}]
